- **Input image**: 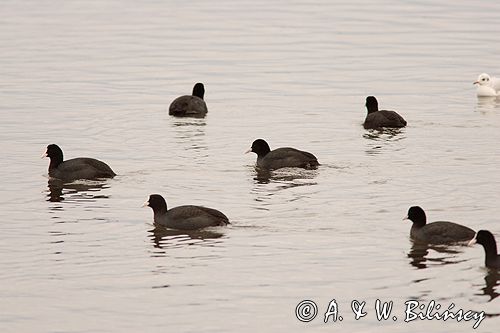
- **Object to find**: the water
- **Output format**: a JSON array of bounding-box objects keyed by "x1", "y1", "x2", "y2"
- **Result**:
[{"x1": 1, "y1": 0, "x2": 500, "y2": 332}]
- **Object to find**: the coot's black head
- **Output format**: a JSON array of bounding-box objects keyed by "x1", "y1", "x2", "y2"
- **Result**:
[
  {"x1": 144, "y1": 194, "x2": 168, "y2": 213},
  {"x1": 248, "y1": 139, "x2": 271, "y2": 157},
  {"x1": 44, "y1": 144, "x2": 64, "y2": 168},
  {"x1": 45, "y1": 144, "x2": 63, "y2": 159},
  {"x1": 192, "y1": 83, "x2": 205, "y2": 99},
  {"x1": 365, "y1": 96, "x2": 379, "y2": 114},
  {"x1": 474, "y1": 230, "x2": 497, "y2": 249},
  {"x1": 469, "y1": 230, "x2": 499, "y2": 268},
  {"x1": 405, "y1": 206, "x2": 426, "y2": 227}
]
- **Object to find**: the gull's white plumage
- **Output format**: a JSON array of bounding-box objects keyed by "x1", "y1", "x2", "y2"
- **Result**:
[{"x1": 474, "y1": 73, "x2": 500, "y2": 97}]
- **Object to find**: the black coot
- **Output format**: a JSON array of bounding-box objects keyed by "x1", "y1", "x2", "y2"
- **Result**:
[
  {"x1": 143, "y1": 194, "x2": 229, "y2": 230},
  {"x1": 169, "y1": 83, "x2": 208, "y2": 117},
  {"x1": 404, "y1": 206, "x2": 475, "y2": 245},
  {"x1": 43, "y1": 144, "x2": 116, "y2": 182},
  {"x1": 364, "y1": 96, "x2": 407, "y2": 129},
  {"x1": 246, "y1": 139, "x2": 319, "y2": 170},
  {"x1": 469, "y1": 230, "x2": 500, "y2": 269}
]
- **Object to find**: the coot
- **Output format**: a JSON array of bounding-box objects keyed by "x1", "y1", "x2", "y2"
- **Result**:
[
  {"x1": 169, "y1": 82, "x2": 208, "y2": 117},
  {"x1": 468, "y1": 230, "x2": 500, "y2": 269},
  {"x1": 43, "y1": 144, "x2": 116, "y2": 182},
  {"x1": 143, "y1": 194, "x2": 229, "y2": 230},
  {"x1": 246, "y1": 139, "x2": 319, "y2": 170},
  {"x1": 404, "y1": 206, "x2": 475, "y2": 245},
  {"x1": 363, "y1": 96, "x2": 407, "y2": 129}
]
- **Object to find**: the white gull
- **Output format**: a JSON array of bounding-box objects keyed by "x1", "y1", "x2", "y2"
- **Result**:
[{"x1": 474, "y1": 73, "x2": 500, "y2": 97}]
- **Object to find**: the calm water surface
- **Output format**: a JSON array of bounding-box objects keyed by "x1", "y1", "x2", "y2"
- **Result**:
[{"x1": 1, "y1": 0, "x2": 500, "y2": 332}]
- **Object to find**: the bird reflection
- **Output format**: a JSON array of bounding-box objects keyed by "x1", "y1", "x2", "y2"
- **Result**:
[
  {"x1": 249, "y1": 168, "x2": 319, "y2": 212},
  {"x1": 363, "y1": 128, "x2": 406, "y2": 155},
  {"x1": 407, "y1": 242, "x2": 464, "y2": 269},
  {"x1": 253, "y1": 167, "x2": 319, "y2": 185},
  {"x1": 170, "y1": 117, "x2": 208, "y2": 153},
  {"x1": 46, "y1": 178, "x2": 110, "y2": 202},
  {"x1": 148, "y1": 226, "x2": 224, "y2": 250},
  {"x1": 171, "y1": 117, "x2": 207, "y2": 127},
  {"x1": 476, "y1": 96, "x2": 500, "y2": 113},
  {"x1": 363, "y1": 127, "x2": 405, "y2": 139},
  {"x1": 478, "y1": 269, "x2": 500, "y2": 302}
]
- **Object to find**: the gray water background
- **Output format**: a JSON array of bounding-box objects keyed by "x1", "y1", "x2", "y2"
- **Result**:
[{"x1": 1, "y1": 0, "x2": 500, "y2": 332}]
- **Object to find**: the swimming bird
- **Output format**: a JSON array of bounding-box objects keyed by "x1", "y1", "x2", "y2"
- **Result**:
[
  {"x1": 468, "y1": 230, "x2": 500, "y2": 269},
  {"x1": 169, "y1": 82, "x2": 208, "y2": 117},
  {"x1": 404, "y1": 206, "x2": 475, "y2": 245},
  {"x1": 474, "y1": 73, "x2": 500, "y2": 97},
  {"x1": 246, "y1": 139, "x2": 319, "y2": 170},
  {"x1": 143, "y1": 194, "x2": 229, "y2": 230},
  {"x1": 43, "y1": 144, "x2": 116, "y2": 182},
  {"x1": 363, "y1": 96, "x2": 407, "y2": 129}
]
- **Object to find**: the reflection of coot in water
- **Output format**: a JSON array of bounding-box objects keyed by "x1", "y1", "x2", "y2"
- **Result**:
[
  {"x1": 47, "y1": 179, "x2": 110, "y2": 202},
  {"x1": 407, "y1": 242, "x2": 429, "y2": 269},
  {"x1": 407, "y1": 242, "x2": 463, "y2": 270},
  {"x1": 363, "y1": 127, "x2": 405, "y2": 141},
  {"x1": 143, "y1": 194, "x2": 229, "y2": 230},
  {"x1": 252, "y1": 166, "x2": 319, "y2": 185},
  {"x1": 149, "y1": 226, "x2": 224, "y2": 249},
  {"x1": 479, "y1": 270, "x2": 500, "y2": 301},
  {"x1": 404, "y1": 206, "x2": 475, "y2": 245},
  {"x1": 43, "y1": 144, "x2": 115, "y2": 182},
  {"x1": 246, "y1": 139, "x2": 319, "y2": 170}
]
